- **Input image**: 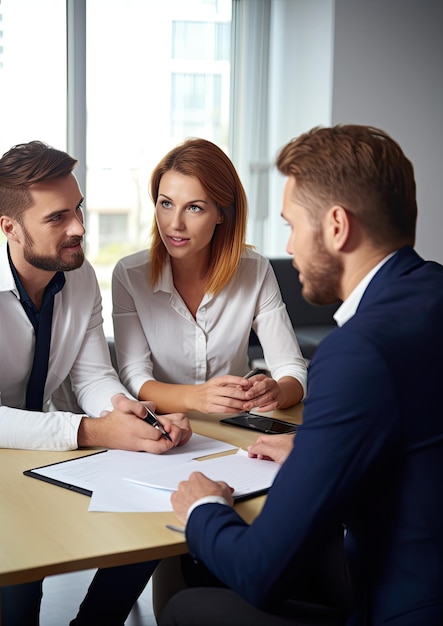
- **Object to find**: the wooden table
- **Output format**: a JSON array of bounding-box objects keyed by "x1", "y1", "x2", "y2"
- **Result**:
[{"x1": 0, "y1": 406, "x2": 303, "y2": 588}]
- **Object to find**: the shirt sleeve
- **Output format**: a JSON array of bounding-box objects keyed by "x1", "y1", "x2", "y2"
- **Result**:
[
  {"x1": 253, "y1": 261, "x2": 308, "y2": 396},
  {"x1": 186, "y1": 495, "x2": 231, "y2": 522},
  {"x1": 0, "y1": 405, "x2": 82, "y2": 450},
  {"x1": 112, "y1": 259, "x2": 156, "y2": 397}
]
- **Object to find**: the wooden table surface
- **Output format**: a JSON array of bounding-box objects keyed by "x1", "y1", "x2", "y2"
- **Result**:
[{"x1": 0, "y1": 405, "x2": 303, "y2": 587}]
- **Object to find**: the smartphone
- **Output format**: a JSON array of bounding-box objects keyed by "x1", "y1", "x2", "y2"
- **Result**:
[{"x1": 220, "y1": 412, "x2": 297, "y2": 435}]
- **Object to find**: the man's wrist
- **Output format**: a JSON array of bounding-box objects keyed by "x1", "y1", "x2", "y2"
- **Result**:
[
  {"x1": 186, "y1": 495, "x2": 230, "y2": 523},
  {"x1": 77, "y1": 415, "x2": 97, "y2": 447}
]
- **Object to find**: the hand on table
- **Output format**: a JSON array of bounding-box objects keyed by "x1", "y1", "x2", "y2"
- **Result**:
[
  {"x1": 192, "y1": 373, "x2": 294, "y2": 413},
  {"x1": 247, "y1": 432, "x2": 295, "y2": 465},
  {"x1": 192, "y1": 375, "x2": 257, "y2": 413},
  {"x1": 241, "y1": 374, "x2": 284, "y2": 412},
  {"x1": 171, "y1": 471, "x2": 235, "y2": 526}
]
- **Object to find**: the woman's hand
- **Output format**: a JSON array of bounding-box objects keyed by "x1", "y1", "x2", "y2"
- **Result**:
[
  {"x1": 241, "y1": 374, "x2": 284, "y2": 412},
  {"x1": 192, "y1": 375, "x2": 254, "y2": 413},
  {"x1": 242, "y1": 374, "x2": 304, "y2": 411},
  {"x1": 192, "y1": 373, "x2": 302, "y2": 413}
]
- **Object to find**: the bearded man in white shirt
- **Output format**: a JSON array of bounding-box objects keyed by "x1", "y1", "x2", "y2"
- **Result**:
[{"x1": 0, "y1": 140, "x2": 191, "y2": 626}]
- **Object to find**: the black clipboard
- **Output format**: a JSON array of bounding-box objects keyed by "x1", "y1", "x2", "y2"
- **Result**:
[{"x1": 23, "y1": 450, "x2": 108, "y2": 497}]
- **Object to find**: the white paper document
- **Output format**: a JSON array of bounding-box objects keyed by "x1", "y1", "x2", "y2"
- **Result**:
[
  {"x1": 125, "y1": 449, "x2": 280, "y2": 500},
  {"x1": 88, "y1": 434, "x2": 237, "y2": 512}
]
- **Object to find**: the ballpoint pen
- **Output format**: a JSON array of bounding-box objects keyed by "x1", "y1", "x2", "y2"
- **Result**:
[
  {"x1": 244, "y1": 368, "x2": 260, "y2": 379},
  {"x1": 166, "y1": 524, "x2": 186, "y2": 534},
  {"x1": 143, "y1": 406, "x2": 173, "y2": 442}
]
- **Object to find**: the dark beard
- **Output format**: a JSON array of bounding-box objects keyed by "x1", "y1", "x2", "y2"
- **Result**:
[
  {"x1": 301, "y1": 233, "x2": 342, "y2": 306},
  {"x1": 23, "y1": 237, "x2": 85, "y2": 272}
]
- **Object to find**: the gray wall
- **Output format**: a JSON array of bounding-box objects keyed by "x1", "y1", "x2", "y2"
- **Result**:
[{"x1": 332, "y1": 0, "x2": 443, "y2": 263}]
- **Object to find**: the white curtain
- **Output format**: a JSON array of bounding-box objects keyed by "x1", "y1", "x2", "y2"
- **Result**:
[
  {"x1": 230, "y1": 0, "x2": 272, "y2": 252},
  {"x1": 230, "y1": 0, "x2": 335, "y2": 257}
]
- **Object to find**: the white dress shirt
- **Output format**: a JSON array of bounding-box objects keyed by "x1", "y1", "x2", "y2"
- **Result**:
[
  {"x1": 112, "y1": 248, "x2": 307, "y2": 398},
  {"x1": 0, "y1": 242, "x2": 131, "y2": 450},
  {"x1": 333, "y1": 253, "x2": 395, "y2": 327}
]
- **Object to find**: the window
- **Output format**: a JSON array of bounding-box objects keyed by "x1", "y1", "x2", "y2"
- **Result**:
[
  {"x1": 171, "y1": 73, "x2": 224, "y2": 142},
  {"x1": 172, "y1": 21, "x2": 230, "y2": 60},
  {"x1": 0, "y1": 0, "x2": 66, "y2": 151},
  {"x1": 98, "y1": 214, "x2": 129, "y2": 249},
  {"x1": 0, "y1": 0, "x2": 67, "y2": 247}
]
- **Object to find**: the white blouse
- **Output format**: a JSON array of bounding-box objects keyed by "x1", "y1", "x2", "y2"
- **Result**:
[{"x1": 112, "y1": 248, "x2": 307, "y2": 398}]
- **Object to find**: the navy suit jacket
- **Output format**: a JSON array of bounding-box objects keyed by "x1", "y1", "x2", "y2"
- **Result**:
[{"x1": 186, "y1": 247, "x2": 443, "y2": 625}]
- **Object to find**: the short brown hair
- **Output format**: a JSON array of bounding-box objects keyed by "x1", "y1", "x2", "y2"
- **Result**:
[
  {"x1": 0, "y1": 140, "x2": 78, "y2": 223},
  {"x1": 276, "y1": 125, "x2": 417, "y2": 247},
  {"x1": 149, "y1": 138, "x2": 249, "y2": 294}
]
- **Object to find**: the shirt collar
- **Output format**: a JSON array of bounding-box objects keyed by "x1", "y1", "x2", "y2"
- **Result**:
[
  {"x1": 153, "y1": 257, "x2": 175, "y2": 294},
  {"x1": 152, "y1": 255, "x2": 213, "y2": 309},
  {"x1": 333, "y1": 252, "x2": 395, "y2": 327}
]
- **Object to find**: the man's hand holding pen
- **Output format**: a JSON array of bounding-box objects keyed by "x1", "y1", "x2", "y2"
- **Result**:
[
  {"x1": 140, "y1": 402, "x2": 192, "y2": 449},
  {"x1": 143, "y1": 405, "x2": 173, "y2": 441},
  {"x1": 78, "y1": 394, "x2": 191, "y2": 453}
]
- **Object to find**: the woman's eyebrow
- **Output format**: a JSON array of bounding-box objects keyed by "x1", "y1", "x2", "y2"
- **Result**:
[{"x1": 158, "y1": 193, "x2": 208, "y2": 204}]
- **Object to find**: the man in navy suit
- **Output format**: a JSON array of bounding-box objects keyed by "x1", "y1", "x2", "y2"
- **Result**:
[{"x1": 159, "y1": 125, "x2": 443, "y2": 626}]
